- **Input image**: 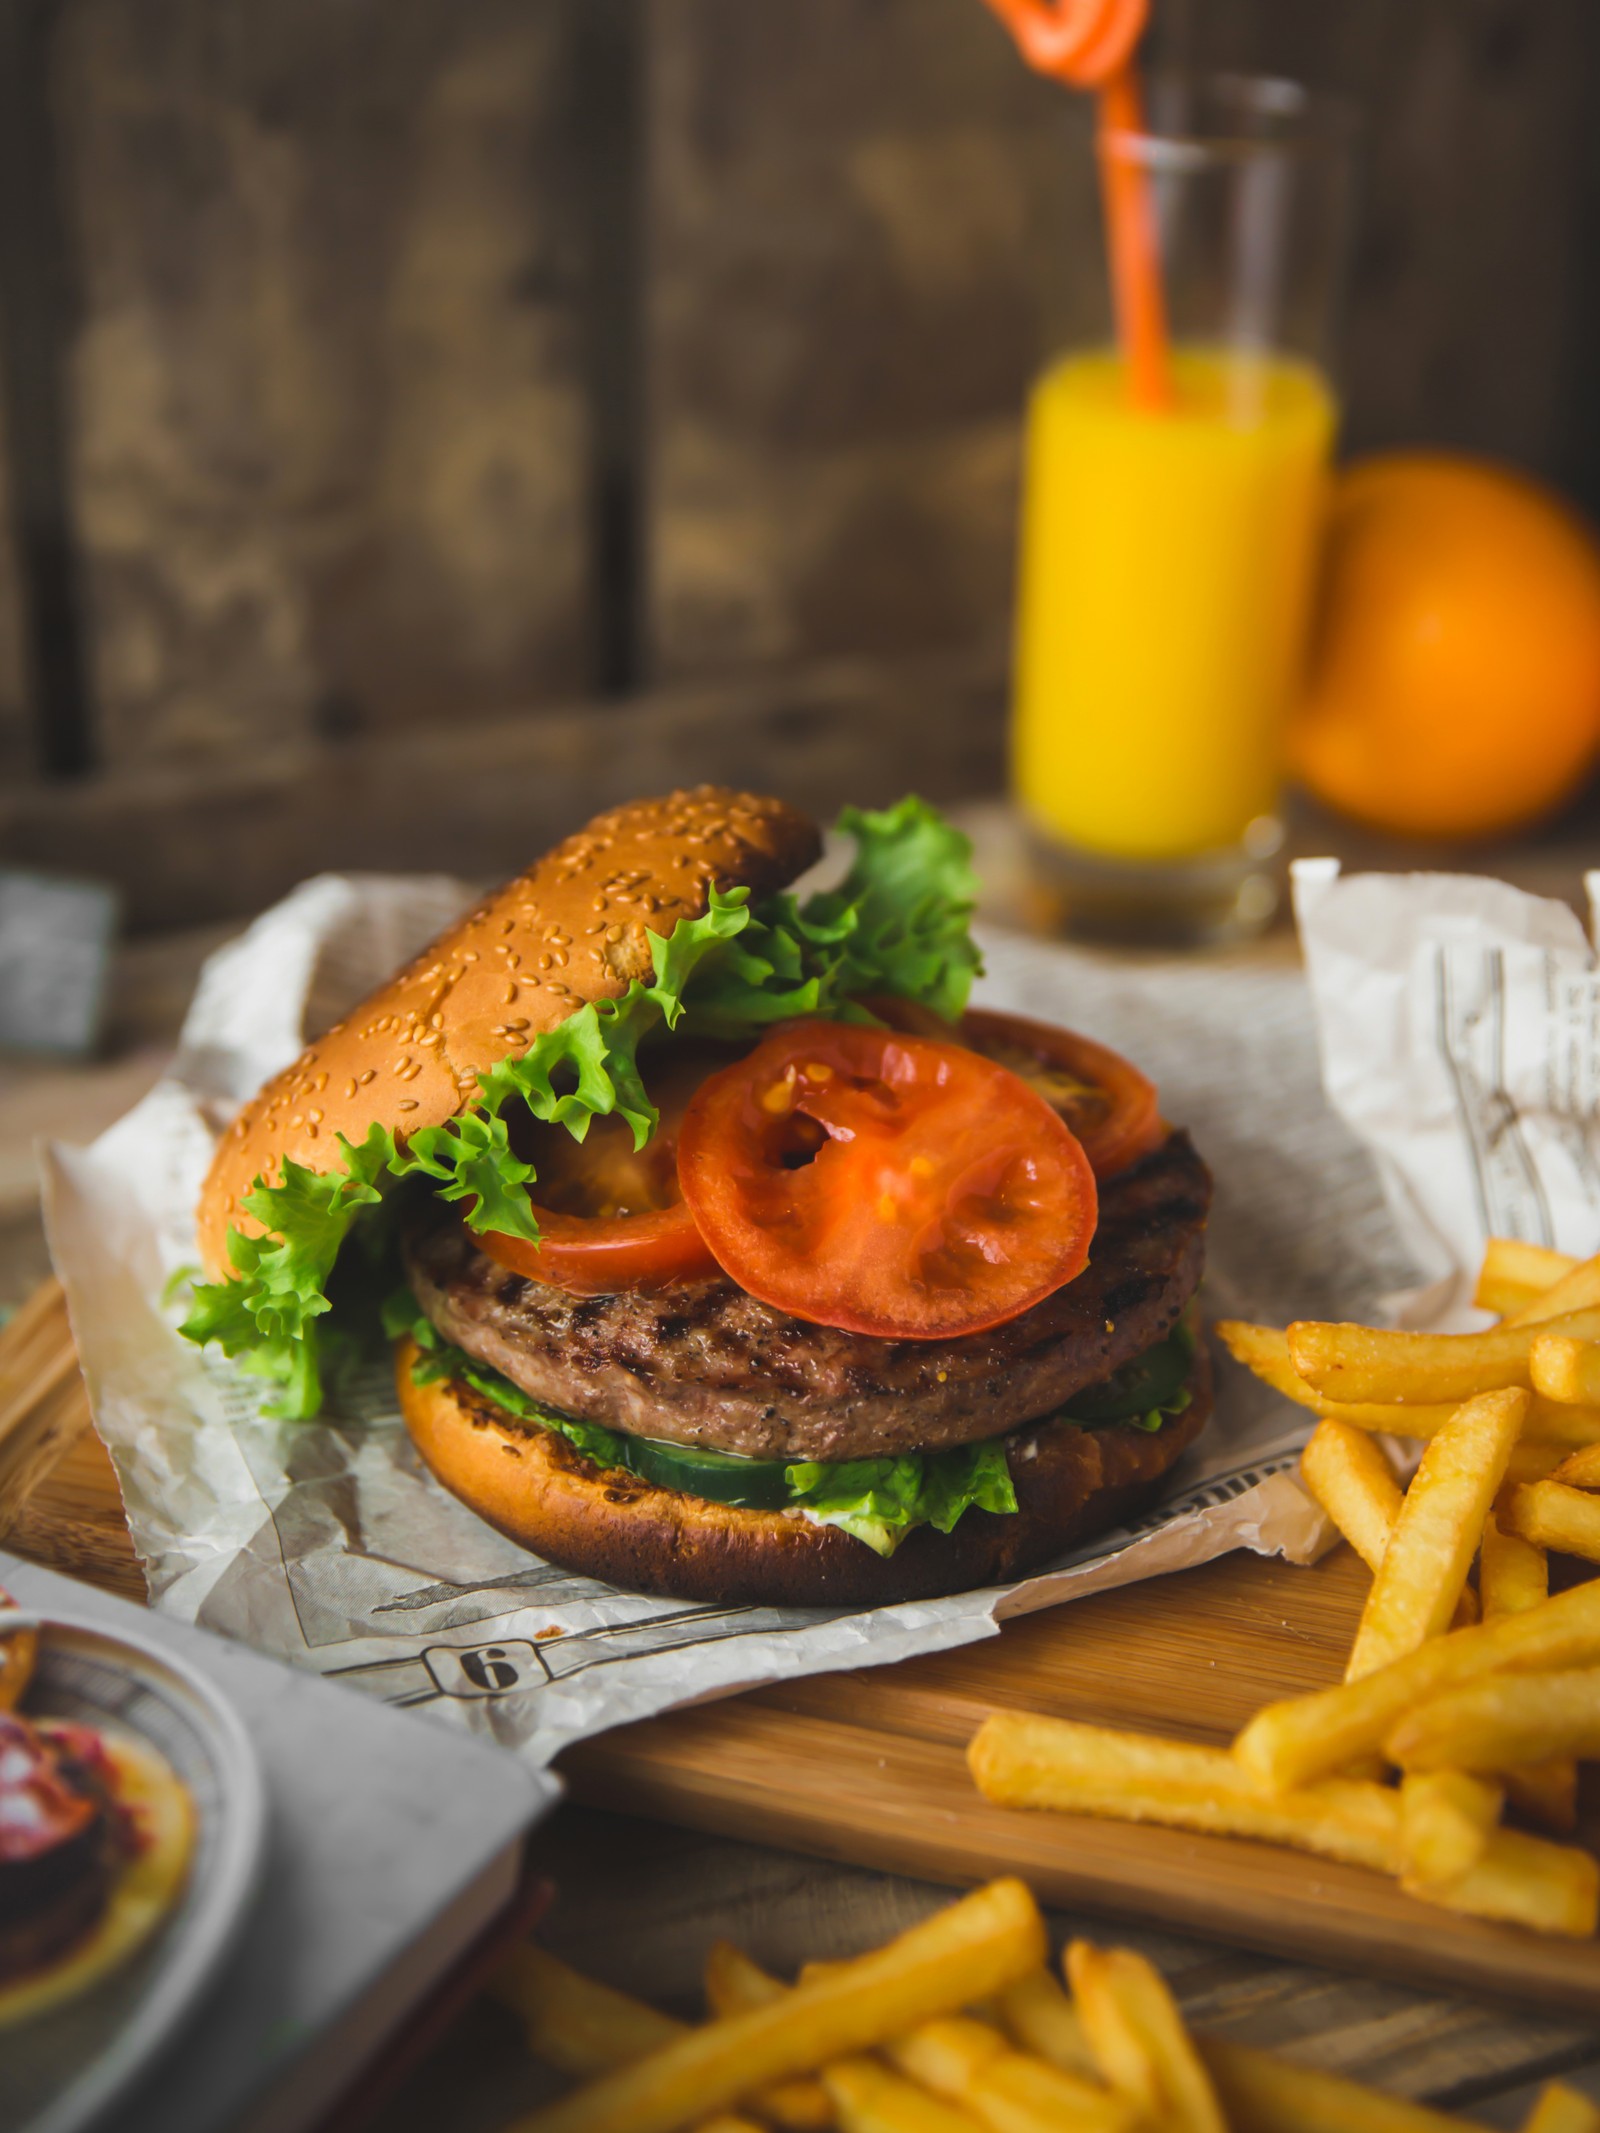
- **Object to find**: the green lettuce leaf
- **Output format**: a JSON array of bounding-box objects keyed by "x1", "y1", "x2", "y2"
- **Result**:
[
  {"x1": 181, "y1": 796, "x2": 981, "y2": 1420},
  {"x1": 783, "y1": 1440, "x2": 1017, "y2": 1558}
]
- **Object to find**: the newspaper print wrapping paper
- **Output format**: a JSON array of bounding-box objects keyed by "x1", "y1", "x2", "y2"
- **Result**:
[
  {"x1": 36, "y1": 860, "x2": 1486, "y2": 1768},
  {"x1": 1292, "y1": 860, "x2": 1600, "y2": 1327}
]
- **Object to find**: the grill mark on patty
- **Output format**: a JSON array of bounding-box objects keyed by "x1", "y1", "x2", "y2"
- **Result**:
[{"x1": 402, "y1": 1130, "x2": 1211, "y2": 1463}]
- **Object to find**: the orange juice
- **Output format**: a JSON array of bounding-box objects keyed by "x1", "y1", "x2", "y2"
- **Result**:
[{"x1": 1012, "y1": 346, "x2": 1336, "y2": 861}]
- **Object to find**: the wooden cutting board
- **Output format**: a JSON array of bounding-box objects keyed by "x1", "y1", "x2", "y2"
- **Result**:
[{"x1": 6, "y1": 1280, "x2": 1600, "y2": 2015}]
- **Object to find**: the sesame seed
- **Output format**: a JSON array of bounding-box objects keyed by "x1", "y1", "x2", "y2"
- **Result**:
[{"x1": 398, "y1": 1099, "x2": 419, "y2": 1112}]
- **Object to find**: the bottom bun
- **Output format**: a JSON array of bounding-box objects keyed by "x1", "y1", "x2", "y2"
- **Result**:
[{"x1": 396, "y1": 1338, "x2": 1212, "y2": 1607}]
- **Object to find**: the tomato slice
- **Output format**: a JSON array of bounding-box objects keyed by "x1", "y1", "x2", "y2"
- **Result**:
[
  {"x1": 676, "y1": 1022, "x2": 1097, "y2": 1340},
  {"x1": 958, "y1": 1009, "x2": 1163, "y2": 1179},
  {"x1": 481, "y1": 1044, "x2": 722, "y2": 1295},
  {"x1": 481, "y1": 1201, "x2": 715, "y2": 1295}
]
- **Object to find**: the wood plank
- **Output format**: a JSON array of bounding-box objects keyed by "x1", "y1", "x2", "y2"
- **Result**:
[
  {"x1": 750, "y1": 1548, "x2": 1370, "y2": 1748},
  {"x1": 1164, "y1": 0, "x2": 1600, "y2": 500},
  {"x1": 646, "y1": 0, "x2": 1098, "y2": 680},
  {"x1": 55, "y1": 0, "x2": 594, "y2": 767},
  {"x1": 560, "y1": 1700, "x2": 1600, "y2": 2020},
  {"x1": 0, "y1": 647, "x2": 1005, "y2": 929}
]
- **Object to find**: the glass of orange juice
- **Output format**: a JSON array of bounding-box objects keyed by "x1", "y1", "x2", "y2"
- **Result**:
[{"x1": 1013, "y1": 76, "x2": 1354, "y2": 944}]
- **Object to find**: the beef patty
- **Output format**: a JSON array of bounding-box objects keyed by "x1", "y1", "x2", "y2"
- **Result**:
[{"x1": 402, "y1": 1129, "x2": 1211, "y2": 1464}]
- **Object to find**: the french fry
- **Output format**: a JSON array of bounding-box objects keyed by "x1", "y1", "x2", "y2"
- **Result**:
[
  {"x1": 1285, "y1": 1308, "x2": 1600, "y2": 1405},
  {"x1": 1398, "y1": 1769, "x2": 1502, "y2": 1884},
  {"x1": 700, "y1": 1949, "x2": 834, "y2": 2127},
  {"x1": 1508, "y1": 1479, "x2": 1600, "y2": 1563},
  {"x1": 1509, "y1": 1257, "x2": 1600, "y2": 1328},
  {"x1": 1232, "y1": 1576, "x2": 1600, "y2": 1793},
  {"x1": 1531, "y1": 1333, "x2": 1600, "y2": 1407},
  {"x1": 993, "y1": 1970, "x2": 1097, "y2": 2082},
  {"x1": 515, "y1": 1880, "x2": 1048, "y2": 2133},
  {"x1": 1199, "y1": 2035, "x2": 1485, "y2": 2132},
  {"x1": 1526, "y1": 1401, "x2": 1600, "y2": 1449},
  {"x1": 887, "y1": 2016, "x2": 1133, "y2": 2133},
  {"x1": 1505, "y1": 1439, "x2": 1574, "y2": 1490},
  {"x1": 1402, "y1": 1826, "x2": 1600, "y2": 1938},
  {"x1": 498, "y1": 1946, "x2": 832, "y2": 2132},
  {"x1": 1298, "y1": 1419, "x2": 1403, "y2": 1572},
  {"x1": 698, "y1": 2120, "x2": 766, "y2": 2133},
  {"x1": 1065, "y1": 1942, "x2": 1226, "y2": 2133},
  {"x1": 706, "y1": 1941, "x2": 1121, "y2": 2133},
  {"x1": 1480, "y1": 1509, "x2": 1550, "y2": 1618},
  {"x1": 1216, "y1": 1322, "x2": 1461, "y2": 1434},
  {"x1": 1476, "y1": 1239, "x2": 1579, "y2": 1318},
  {"x1": 1554, "y1": 1440, "x2": 1600, "y2": 1488},
  {"x1": 1216, "y1": 1321, "x2": 1600, "y2": 1446},
  {"x1": 1297, "y1": 1419, "x2": 1478, "y2": 1627},
  {"x1": 1520, "y1": 2083, "x2": 1600, "y2": 2133},
  {"x1": 968, "y1": 1712, "x2": 1400, "y2": 1872},
  {"x1": 823, "y1": 2058, "x2": 985, "y2": 2133},
  {"x1": 1387, "y1": 1667, "x2": 1600, "y2": 1772},
  {"x1": 1345, "y1": 1390, "x2": 1527, "y2": 1682},
  {"x1": 493, "y1": 1947, "x2": 683, "y2": 2077},
  {"x1": 1505, "y1": 1761, "x2": 1581, "y2": 1837}
]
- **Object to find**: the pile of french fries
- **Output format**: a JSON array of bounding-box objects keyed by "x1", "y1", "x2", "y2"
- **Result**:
[
  {"x1": 491, "y1": 1877, "x2": 1597, "y2": 2132},
  {"x1": 968, "y1": 1236, "x2": 1600, "y2": 1943}
]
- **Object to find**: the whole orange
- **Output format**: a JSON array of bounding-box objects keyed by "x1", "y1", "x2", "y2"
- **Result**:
[{"x1": 1290, "y1": 453, "x2": 1600, "y2": 840}]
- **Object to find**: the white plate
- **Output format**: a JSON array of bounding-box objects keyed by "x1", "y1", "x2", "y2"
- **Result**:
[{"x1": 1, "y1": 1616, "x2": 266, "y2": 2133}]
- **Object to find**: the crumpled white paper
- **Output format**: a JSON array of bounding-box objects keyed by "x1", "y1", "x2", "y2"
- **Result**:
[
  {"x1": 1293, "y1": 860, "x2": 1600, "y2": 1329},
  {"x1": 40, "y1": 868, "x2": 1433, "y2": 1768}
]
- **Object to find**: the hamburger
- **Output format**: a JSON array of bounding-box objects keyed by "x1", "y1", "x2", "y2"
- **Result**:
[{"x1": 183, "y1": 789, "x2": 1211, "y2": 1606}]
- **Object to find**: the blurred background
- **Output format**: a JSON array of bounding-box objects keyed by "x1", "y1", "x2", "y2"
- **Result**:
[{"x1": 0, "y1": 0, "x2": 1598, "y2": 929}]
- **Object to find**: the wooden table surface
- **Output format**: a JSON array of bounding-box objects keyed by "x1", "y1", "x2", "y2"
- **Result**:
[{"x1": 5, "y1": 816, "x2": 1600, "y2": 2129}]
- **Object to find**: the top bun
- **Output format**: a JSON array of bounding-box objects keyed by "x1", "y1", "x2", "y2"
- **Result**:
[{"x1": 197, "y1": 788, "x2": 820, "y2": 1276}]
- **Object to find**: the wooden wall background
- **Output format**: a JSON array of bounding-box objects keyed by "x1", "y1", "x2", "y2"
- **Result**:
[{"x1": 0, "y1": 0, "x2": 1597, "y2": 926}]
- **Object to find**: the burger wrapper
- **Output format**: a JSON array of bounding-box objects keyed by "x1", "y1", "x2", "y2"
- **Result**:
[{"x1": 39, "y1": 858, "x2": 1570, "y2": 1769}]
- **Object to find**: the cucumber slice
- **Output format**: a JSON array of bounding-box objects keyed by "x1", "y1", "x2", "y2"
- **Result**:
[
  {"x1": 1061, "y1": 1322, "x2": 1195, "y2": 1427},
  {"x1": 624, "y1": 1434, "x2": 795, "y2": 1510}
]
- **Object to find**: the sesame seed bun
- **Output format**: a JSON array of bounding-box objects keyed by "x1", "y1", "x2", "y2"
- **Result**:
[
  {"x1": 394, "y1": 1335, "x2": 1212, "y2": 1607},
  {"x1": 197, "y1": 788, "x2": 821, "y2": 1276}
]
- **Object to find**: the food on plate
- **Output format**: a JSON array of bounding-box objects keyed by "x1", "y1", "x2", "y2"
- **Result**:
[
  {"x1": 0, "y1": 1677, "x2": 194, "y2": 2026},
  {"x1": 497, "y1": 1887, "x2": 1526, "y2": 2132},
  {"x1": 965, "y1": 1236, "x2": 1600, "y2": 1940},
  {"x1": 183, "y1": 790, "x2": 1211, "y2": 1605}
]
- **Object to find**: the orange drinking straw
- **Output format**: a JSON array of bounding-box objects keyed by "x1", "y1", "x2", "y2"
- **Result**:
[{"x1": 979, "y1": 0, "x2": 1172, "y2": 409}]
